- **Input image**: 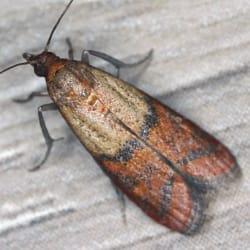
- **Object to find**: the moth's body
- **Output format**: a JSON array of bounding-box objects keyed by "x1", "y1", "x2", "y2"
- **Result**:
[
  {"x1": 35, "y1": 52, "x2": 238, "y2": 234},
  {"x1": 0, "y1": 0, "x2": 240, "y2": 236}
]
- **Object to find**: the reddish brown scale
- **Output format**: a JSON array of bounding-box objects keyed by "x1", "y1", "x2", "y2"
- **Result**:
[
  {"x1": 100, "y1": 144, "x2": 203, "y2": 234},
  {"x1": 146, "y1": 100, "x2": 238, "y2": 186}
]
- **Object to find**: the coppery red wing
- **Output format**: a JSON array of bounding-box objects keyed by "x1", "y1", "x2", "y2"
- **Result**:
[
  {"x1": 143, "y1": 98, "x2": 240, "y2": 190},
  {"x1": 97, "y1": 138, "x2": 205, "y2": 235}
]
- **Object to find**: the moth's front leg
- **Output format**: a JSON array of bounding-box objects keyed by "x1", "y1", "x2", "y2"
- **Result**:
[{"x1": 30, "y1": 103, "x2": 63, "y2": 172}]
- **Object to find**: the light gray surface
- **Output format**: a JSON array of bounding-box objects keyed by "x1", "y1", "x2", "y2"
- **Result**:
[{"x1": 0, "y1": 0, "x2": 249, "y2": 249}]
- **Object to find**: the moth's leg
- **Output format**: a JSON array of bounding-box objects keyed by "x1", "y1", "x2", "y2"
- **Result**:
[
  {"x1": 81, "y1": 49, "x2": 153, "y2": 78},
  {"x1": 30, "y1": 103, "x2": 63, "y2": 172},
  {"x1": 81, "y1": 50, "x2": 90, "y2": 64},
  {"x1": 13, "y1": 91, "x2": 48, "y2": 103},
  {"x1": 66, "y1": 38, "x2": 74, "y2": 60},
  {"x1": 111, "y1": 183, "x2": 127, "y2": 224}
]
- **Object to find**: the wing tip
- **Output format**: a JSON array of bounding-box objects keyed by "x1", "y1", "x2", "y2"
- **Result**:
[
  {"x1": 183, "y1": 161, "x2": 242, "y2": 194},
  {"x1": 182, "y1": 190, "x2": 206, "y2": 235}
]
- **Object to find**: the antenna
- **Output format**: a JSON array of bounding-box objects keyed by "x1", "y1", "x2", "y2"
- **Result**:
[
  {"x1": 0, "y1": 62, "x2": 29, "y2": 74},
  {"x1": 44, "y1": 0, "x2": 74, "y2": 51},
  {"x1": 0, "y1": 1, "x2": 74, "y2": 74}
]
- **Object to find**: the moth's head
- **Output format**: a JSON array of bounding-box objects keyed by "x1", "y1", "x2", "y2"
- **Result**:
[
  {"x1": 23, "y1": 51, "x2": 58, "y2": 77},
  {"x1": 0, "y1": 0, "x2": 74, "y2": 76}
]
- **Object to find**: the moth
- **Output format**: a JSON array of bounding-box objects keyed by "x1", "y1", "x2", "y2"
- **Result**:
[{"x1": 0, "y1": 0, "x2": 240, "y2": 235}]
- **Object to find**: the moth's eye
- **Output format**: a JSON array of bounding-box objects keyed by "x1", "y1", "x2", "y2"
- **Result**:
[{"x1": 34, "y1": 64, "x2": 47, "y2": 77}]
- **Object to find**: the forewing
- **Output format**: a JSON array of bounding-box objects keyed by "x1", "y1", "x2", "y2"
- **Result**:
[{"x1": 84, "y1": 64, "x2": 239, "y2": 190}]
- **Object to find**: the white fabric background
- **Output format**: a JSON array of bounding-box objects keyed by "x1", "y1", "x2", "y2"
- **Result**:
[{"x1": 0, "y1": 0, "x2": 249, "y2": 249}]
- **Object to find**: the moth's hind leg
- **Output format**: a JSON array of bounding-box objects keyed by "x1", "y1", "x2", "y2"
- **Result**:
[
  {"x1": 81, "y1": 49, "x2": 153, "y2": 78},
  {"x1": 30, "y1": 103, "x2": 63, "y2": 172},
  {"x1": 112, "y1": 183, "x2": 127, "y2": 225},
  {"x1": 66, "y1": 37, "x2": 74, "y2": 60},
  {"x1": 13, "y1": 91, "x2": 48, "y2": 103}
]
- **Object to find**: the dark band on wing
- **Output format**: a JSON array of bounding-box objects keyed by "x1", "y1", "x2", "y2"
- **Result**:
[
  {"x1": 100, "y1": 139, "x2": 142, "y2": 162},
  {"x1": 183, "y1": 189, "x2": 205, "y2": 235},
  {"x1": 140, "y1": 97, "x2": 158, "y2": 139},
  {"x1": 104, "y1": 169, "x2": 139, "y2": 191},
  {"x1": 177, "y1": 145, "x2": 216, "y2": 167},
  {"x1": 158, "y1": 177, "x2": 173, "y2": 218}
]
